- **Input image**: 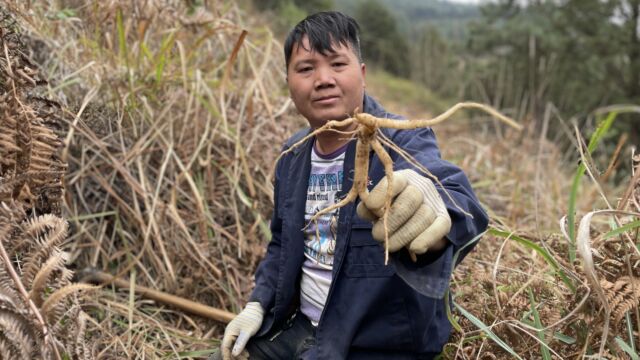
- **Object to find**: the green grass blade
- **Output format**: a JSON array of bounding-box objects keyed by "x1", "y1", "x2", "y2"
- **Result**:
[
  {"x1": 139, "y1": 42, "x2": 152, "y2": 61},
  {"x1": 528, "y1": 288, "x2": 552, "y2": 360},
  {"x1": 197, "y1": 94, "x2": 222, "y2": 119},
  {"x1": 446, "y1": 231, "x2": 485, "y2": 333},
  {"x1": 615, "y1": 336, "x2": 640, "y2": 360},
  {"x1": 454, "y1": 303, "x2": 523, "y2": 359},
  {"x1": 444, "y1": 287, "x2": 463, "y2": 333},
  {"x1": 553, "y1": 332, "x2": 576, "y2": 345},
  {"x1": 603, "y1": 219, "x2": 640, "y2": 240},
  {"x1": 488, "y1": 228, "x2": 576, "y2": 292},
  {"x1": 449, "y1": 232, "x2": 521, "y2": 358},
  {"x1": 116, "y1": 6, "x2": 137, "y2": 108},
  {"x1": 155, "y1": 53, "x2": 166, "y2": 84},
  {"x1": 587, "y1": 111, "x2": 617, "y2": 152},
  {"x1": 451, "y1": 231, "x2": 485, "y2": 270},
  {"x1": 257, "y1": 214, "x2": 271, "y2": 241},
  {"x1": 116, "y1": 8, "x2": 127, "y2": 63},
  {"x1": 567, "y1": 111, "x2": 618, "y2": 260},
  {"x1": 567, "y1": 164, "x2": 583, "y2": 263},
  {"x1": 49, "y1": 78, "x2": 82, "y2": 93},
  {"x1": 154, "y1": 32, "x2": 177, "y2": 85},
  {"x1": 626, "y1": 311, "x2": 637, "y2": 353},
  {"x1": 173, "y1": 349, "x2": 218, "y2": 359},
  {"x1": 68, "y1": 210, "x2": 117, "y2": 221}
]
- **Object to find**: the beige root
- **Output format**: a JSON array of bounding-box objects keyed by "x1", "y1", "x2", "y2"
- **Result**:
[{"x1": 278, "y1": 102, "x2": 522, "y2": 263}]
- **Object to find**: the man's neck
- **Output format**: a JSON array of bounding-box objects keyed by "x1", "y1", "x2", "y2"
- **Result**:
[{"x1": 314, "y1": 122, "x2": 357, "y2": 155}]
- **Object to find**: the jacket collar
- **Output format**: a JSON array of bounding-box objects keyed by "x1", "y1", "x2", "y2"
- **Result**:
[{"x1": 362, "y1": 93, "x2": 388, "y2": 117}]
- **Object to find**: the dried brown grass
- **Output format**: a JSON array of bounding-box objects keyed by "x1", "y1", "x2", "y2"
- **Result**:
[
  {"x1": 3, "y1": 0, "x2": 638, "y2": 358},
  {"x1": 0, "y1": 7, "x2": 96, "y2": 358},
  {"x1": 438, "y1": 113, "x2": 639, "y2": 358},
  {"x1": 4, "y1": 0, "x2": 301, "y2": 357}
]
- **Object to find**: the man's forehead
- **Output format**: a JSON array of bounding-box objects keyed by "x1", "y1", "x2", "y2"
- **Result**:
[{"x1": 292, "y1": 35, "x2": 353, "y2": 58}]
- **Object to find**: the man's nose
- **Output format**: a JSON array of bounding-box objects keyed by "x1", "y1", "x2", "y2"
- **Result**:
[{"x1": 314, "y1": 67, "x2": 336, "y2": 89}]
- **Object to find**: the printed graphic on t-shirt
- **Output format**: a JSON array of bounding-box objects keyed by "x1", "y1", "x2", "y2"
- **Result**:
[
  {"x1": 303, "y1": 153, "x2": 344, "y2": 269},
  {"x1": 300, "y1": 144, "x2": 347, "y2": 324}
]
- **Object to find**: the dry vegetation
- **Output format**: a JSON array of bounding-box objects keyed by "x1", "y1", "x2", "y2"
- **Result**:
[
  {"x1": 0, "y1": 8, "x2": 95, "y2": 358},
  {"x1": 0, "y1": 0, "x2": 638, "y2": 359},
  {"x1": 2, "y1": 0, "x2": 298, "y2": 357},
  {"x1": 438, "y1": 118, "x2": 640, "y2": 359}
]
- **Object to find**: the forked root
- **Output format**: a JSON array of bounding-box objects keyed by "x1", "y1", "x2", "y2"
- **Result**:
[
  {"x1": 275, "y1": 118, "x2": 356, "y2": 165},
  {"x1": 303, "y1": 187, "x2": 359, "y2": 232},
  {"x1": 370, "y1": 138, "x2": 395, "y2": 263},
  {"x1": 305, "y1": 129, "x2": 372, "y2": 228},
  {"x1": 280, "y1": 102, "x2": 521, "y2": 263}
]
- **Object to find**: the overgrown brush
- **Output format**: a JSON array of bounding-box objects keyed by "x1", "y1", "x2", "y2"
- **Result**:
[
  {"x1": 0, "y1": 203, "x2": 95, "y2": 359},
  {"x1": 4, "y1": 0, "x2": 299, "y2": 356},
  {"x1": 443, "y1": 111, "x2": 640, "y2": 359},
  {"x1": 0, "y1": 7, "x2": 95, "y2": 359},
  {"x1": 4, "y1": 0, "x2": 638, "y2": 358}
]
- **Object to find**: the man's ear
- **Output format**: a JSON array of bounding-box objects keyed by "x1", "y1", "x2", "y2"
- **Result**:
[{"x1": 361, "y1": 63, "x2": 366, "y2": 87}]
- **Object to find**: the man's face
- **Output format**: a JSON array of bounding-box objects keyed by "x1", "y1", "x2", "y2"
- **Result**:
[{"x1": 286, "y1": 36, "x2": 366, "y2": 128}]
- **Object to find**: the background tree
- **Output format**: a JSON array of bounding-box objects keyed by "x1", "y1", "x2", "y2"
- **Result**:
[
  {"x1": 251, "y1": 0, "x2": 334, "y2": 30},
  {"x1": 292, "y1": 0, "x2": 333, "y2": 14},
  {"x1": 410, "y1": 25, "x2": 458, "y2": 97},
  {"x1": 466, "y1": 0, "x2": 640, "y2": 115},
  {"x1": 354, "y1": 0, "x2": 410, "y2": 77}
]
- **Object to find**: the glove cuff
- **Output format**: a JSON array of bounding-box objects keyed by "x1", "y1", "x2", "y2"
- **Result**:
[{"x1": 244, "y1": 302, "x2": 265, "y2": 317}]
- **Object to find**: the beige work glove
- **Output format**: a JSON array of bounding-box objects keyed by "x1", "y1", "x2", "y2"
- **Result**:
[
  {"x1": 221, "y1": 302, "x2": 264, "y2": 360},
  {"x1": 356, "y1": 169, "x2": 452, "y2": 254}
]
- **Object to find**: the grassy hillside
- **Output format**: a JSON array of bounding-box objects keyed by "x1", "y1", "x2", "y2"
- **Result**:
[
  {"x1": 1, "y1": 1, "x2": 638, "y2": 359},
  {"x1": 366, "y1": 69, "x2": 451, "y2": 117},
  {"x1": 336, "y1": 0, "x2": 479, "y2": 41}
]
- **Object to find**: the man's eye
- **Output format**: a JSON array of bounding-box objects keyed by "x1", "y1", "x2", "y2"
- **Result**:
[
  {"x1": 298, "y1": 67, "x2": 312, "y2": 73},
  {"x1": 332, "y1": 62, "x2": 346, "y2": 67}
]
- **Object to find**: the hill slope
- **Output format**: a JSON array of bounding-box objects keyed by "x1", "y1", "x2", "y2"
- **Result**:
[{"x1": 336, "y1": 0, "x2": 479, "y2": 41}]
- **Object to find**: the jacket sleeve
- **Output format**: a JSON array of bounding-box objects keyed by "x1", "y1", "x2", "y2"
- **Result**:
[
  {"x1": 385, "y1": 126, "x2": 489, "y2": 297},
  {"x1": 248, "y1": 155, "x2": 284, "y2": 311}
]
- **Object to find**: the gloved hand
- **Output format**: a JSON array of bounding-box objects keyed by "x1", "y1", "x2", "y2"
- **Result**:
[
  {"x1": 356, "y1": 169, "x2": 451, "y2": 254},
  {"x1": 221, "y1": 302, "x2": 264, "y2": 360}
]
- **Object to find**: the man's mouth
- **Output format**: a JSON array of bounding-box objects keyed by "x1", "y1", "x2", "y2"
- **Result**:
[{"x1": 313, "y1": 95, "x2": 340, "y2": 105}]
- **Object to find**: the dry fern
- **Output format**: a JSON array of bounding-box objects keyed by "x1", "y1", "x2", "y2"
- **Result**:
[
  {"x1": 0, "y1": 202, "x2": 97, "y2": 359},
  {"x1": 0, "y1": 6, "x2": 66, "y2": 216},
  {"x1": 28, "y1": 250, "x2": 69, "y2": 307},
  {"x1": 0, "y1": 7, "x2": 96, "y2": 359},
  {"x1": 41, "y1": 284, "x2": 96, "y2": 325},
  {"x1": 601, "y1": 277, "x2": 640, "y2": 324},
  {"x1": 20, "y1": 215, "x2": 69, "y2": 287}
]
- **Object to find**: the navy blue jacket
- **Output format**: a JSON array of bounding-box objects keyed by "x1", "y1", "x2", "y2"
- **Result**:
[{"x1": 249, "y1": 94, "x2": 488, "y2": 359}]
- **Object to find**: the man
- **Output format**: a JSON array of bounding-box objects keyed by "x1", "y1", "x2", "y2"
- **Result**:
[{"x1": 219, "y1": 11, "x2": 488, "y2": 360}]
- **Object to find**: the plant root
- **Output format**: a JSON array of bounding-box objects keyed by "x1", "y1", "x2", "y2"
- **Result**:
[{"x1": 286, "y1": 103, "x2": 521, "y2": 263}]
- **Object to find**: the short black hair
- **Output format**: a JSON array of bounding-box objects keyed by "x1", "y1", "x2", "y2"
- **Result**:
[{"x1": 284, "y1": 11, "x2": 362, "y2": 70}]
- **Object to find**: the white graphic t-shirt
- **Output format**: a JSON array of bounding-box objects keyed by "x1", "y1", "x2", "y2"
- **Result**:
[{"x1": 299, "y1": 141, "x2": 346, "y2": 325}]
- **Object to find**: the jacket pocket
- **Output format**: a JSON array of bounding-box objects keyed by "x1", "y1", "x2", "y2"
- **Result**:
[
  {"x1": 350, "y1": 296, "x2": 414, "y2": 350},
  {"x1": 344, "y1": 223, "x2": 395, "y2": 278}
]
